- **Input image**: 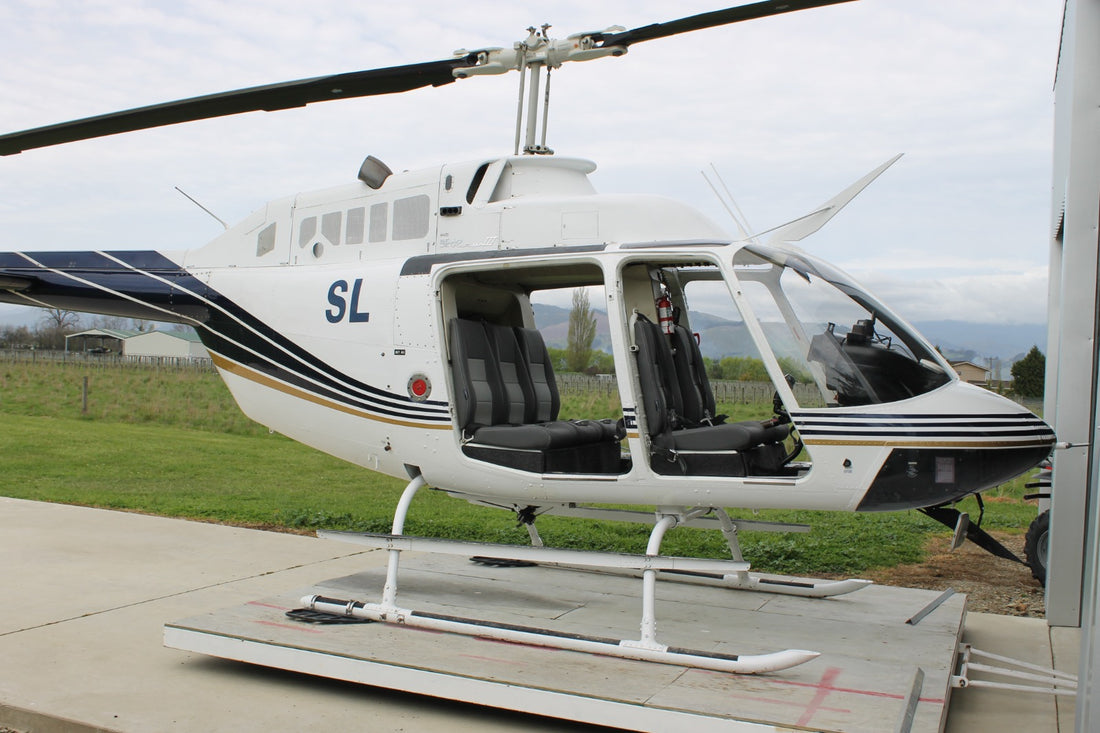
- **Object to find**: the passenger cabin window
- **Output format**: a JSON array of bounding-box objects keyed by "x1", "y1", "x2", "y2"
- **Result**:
[
  {"x1": 346, "y1": 207, "x2": 365, "y2": 245},
  {"x1": 296, "y1": 205, "x2": 378, "y2": 252},
  {"x1": 321, "y1": 212, "x2": 342, "y2": 245},
  {"x1": 369, "y1": 203, "x2": 388, "y2": 243},
  {"x1": 393, "y1": 195, "x2": 430, "y2": 240},
  {"x1": 298, "y1": 217, "x2": 316, "y2": 248},
  {"x1": 256, "y1": 222, "x2": 276, "y2": 257}
]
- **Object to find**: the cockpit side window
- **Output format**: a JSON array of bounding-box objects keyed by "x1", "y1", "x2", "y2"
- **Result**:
[{"x1": 736, "y1": 248, "x2": 951, "y2": 407}]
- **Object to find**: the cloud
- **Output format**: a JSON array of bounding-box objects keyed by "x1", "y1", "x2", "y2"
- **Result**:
[
  {"x1": 0, "y1": 0, "x2": 1064, "y2": 328},
  {"x1": 843, "y1": 264, "x2": 1049, "y2": 325}
]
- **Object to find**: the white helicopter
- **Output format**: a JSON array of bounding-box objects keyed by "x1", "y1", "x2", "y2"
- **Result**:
[{"x1": 0, "y1": 0, "x2": 1054, "y2": 674}]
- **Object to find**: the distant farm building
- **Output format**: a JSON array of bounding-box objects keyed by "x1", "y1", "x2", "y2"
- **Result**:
[
  {"x1": 66, "y1": 328, "x2": 209, "y2": 363},
  {"x1": 950, "y1": 360, "x2": 991, "y2": 385}
]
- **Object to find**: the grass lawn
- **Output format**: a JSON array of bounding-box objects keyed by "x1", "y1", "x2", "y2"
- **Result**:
[{"x1": 0, "y1": 357, "x2": 1043, "y2": 575}]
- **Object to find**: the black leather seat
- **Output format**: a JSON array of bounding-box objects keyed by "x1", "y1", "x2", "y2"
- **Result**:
[
  {"x1": 449, "y1": 318, "x2": 621, "y2": 472},
  {"x1": 451, "y1": 318, "x2": 587, "y2": 450},
  {"x1": 633, "y1": 315, "x2": 787, "y2": 476},
  {"x1": 514, "y1": 326, "x2": 623, "y2": 443},
  {"x1": 670, "y1": 322, "x2": 721, "y2": 427}
]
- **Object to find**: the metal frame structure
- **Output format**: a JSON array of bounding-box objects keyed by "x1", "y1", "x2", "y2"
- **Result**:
[
  {"x1": 1047, "y1": 0, "x2": 1100, "y2": 728},
  {"x1": 1045, "y1": 0, "x2": 1098, "y2": 631}
]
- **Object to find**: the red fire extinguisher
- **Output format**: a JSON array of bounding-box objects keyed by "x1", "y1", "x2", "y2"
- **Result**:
[{"x1": 657, "y1": 294, "x2": 673, "y2": 335}]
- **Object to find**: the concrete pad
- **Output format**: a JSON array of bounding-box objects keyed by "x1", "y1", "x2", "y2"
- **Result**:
[
  {"x1": 166, "y1": 541, "x2": 968, "y2": 731},
  {"x1": 0, "y1": 497, "x2": 1082, "y2": 732},
  {"x1": 1051, "y1": 625, "x2": 1081, "y2": 730},
  {"x1": 0, "y1": 498, "x2": 581, "y2": 732},
  {"x1": 942, "y1": 613, "x2": 1079, "y2": 733}
]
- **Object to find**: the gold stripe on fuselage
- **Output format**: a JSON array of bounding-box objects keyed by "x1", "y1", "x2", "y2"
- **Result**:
[{"x1": 209, "y1": 352, "x2": 452, "y2": 431}]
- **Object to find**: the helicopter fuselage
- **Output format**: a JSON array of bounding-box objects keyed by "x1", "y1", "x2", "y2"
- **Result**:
[{"x1": 0, "y1": 155, "x2": 1054, "y2": 514}]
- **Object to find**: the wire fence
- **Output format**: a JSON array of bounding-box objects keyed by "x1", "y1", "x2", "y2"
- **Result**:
[
  {"x1": 1, "y1": 349, "x2": 1042, "y2": 409},
  {"x1": 0, "y1": 348, "x2": 215, "y2": 371},
  {"x1": 556, "y1": 373, "x2": 821, "y2": 405}
]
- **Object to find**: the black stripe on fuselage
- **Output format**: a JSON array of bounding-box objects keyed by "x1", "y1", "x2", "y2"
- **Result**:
[
  {"x1": 399, "y1": 244, "x2": 607, "y2": 276},
  {"x1": 1, "y1": 250, "x2": 451, "y2": 423},
  {"x1": 790, "y1": 413, "x2": 1052, "y2": 434}
]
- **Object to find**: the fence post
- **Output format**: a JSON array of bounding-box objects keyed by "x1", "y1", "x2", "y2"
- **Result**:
[{"x1": 82, "y1": 376, "x2": 89, "y2": 414}]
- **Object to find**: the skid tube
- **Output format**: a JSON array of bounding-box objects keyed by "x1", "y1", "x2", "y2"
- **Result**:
[
  {"x1": 309, "y1": 476, "x2": 820, "y2": 675},
  {"x1": 520, "y1": 503, "x2": 872, "y2": 598},
  {"x1": 299, "y1": 594, "x2": 819, "y2": 675}
]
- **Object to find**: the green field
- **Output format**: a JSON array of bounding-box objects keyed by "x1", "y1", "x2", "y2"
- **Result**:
[{"x1": 0, "y1": 357, "x2": 1041, "y2": 574}]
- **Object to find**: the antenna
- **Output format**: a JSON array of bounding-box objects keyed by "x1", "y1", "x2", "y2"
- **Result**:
[
  {"x1": 710, "y1": 164, "x2": 757, "y2": 236},
  {"x1": 174, "y1": 186, "x2": 228, "y2": 230},
  {"x1": 701, "y1": 166, "x2": 755, "y2": 241}
]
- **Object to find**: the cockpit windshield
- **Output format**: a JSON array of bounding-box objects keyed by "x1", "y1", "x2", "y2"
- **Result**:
[{"x1": 734, "y1": 244, "x2": 952, "y2": 407}]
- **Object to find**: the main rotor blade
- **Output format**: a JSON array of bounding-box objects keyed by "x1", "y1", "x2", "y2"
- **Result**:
[
  {"x1": 598, "y1": 0, "x2": 857, "y2": 48},
  {"x1": 1, "y1": 0, "x2": 855, "y2": 155},
  {"x1": 0, "y1": 56, "x2": 478, "y2": 156}
]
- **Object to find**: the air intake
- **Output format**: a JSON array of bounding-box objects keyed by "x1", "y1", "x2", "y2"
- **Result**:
[{"x1": 358, "y1": 155, "x2": 393, "y2": 189}]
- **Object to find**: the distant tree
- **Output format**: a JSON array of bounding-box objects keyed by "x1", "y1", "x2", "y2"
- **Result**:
[
  {"x1": 717, "y1": 356, "x2": 769, "y2": 382},
  {"x1": 589, "y1": 350, "x2": 615, "y2": 375},
  {"x1": 546, "y1": 346, "x2": 568, "y2": 372},
  {"x1": 0, "y1": 324, "x2": 34, "y2": 349},
  {"x1": 92, "y1": 314, "x2": 130, "y2": 330},
  {"x1": 1011, "y1": 346, "x2": 1046, "y2": 398},
  {"x1": 775, "y1": 357, "x2": 813, "y2": 384},
  {"x1": 703, "y1": 356, "x2": 720, "y2": 381},
  {"x1": 565, "y1": 288, "x2": 597, "y2": 372},
  {"x1": 41, "y1": 307, "x2": 80, "y2": 332},
  {"x1": 37, "y1": 308, "x2": 82, "y2": 350}
]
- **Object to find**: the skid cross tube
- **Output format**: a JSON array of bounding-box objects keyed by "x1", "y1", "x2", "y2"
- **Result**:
[
  {"x1": 635, "y1": 513, "x2": 679, "y2": 650},
  {"x1": 380, "y1": 474, "x2": 425, "y2": 611},
  {"x1": 315, "y1": 503, "x2": 819, "y2": 674}
]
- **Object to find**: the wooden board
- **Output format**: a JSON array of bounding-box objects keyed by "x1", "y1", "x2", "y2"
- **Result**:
[{"x1": 166, "y1": 554, "x2": 965, "y2": 732}]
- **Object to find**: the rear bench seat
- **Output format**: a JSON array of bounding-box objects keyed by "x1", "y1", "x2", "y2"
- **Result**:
[
  {"x1": 449, "y1": 318, "x2": 623, "y2": 473},
  {"x1": 633, "y1": 315, "x2": 789, "y2": 476}
]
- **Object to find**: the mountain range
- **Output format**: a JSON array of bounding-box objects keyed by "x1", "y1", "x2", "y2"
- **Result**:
[
  {"x1": 1, "y1": 300, "x2": 1046, "y2": 371},
  {"x1": 532, "y1": 304, "x2": 1046, "y2": 370}
]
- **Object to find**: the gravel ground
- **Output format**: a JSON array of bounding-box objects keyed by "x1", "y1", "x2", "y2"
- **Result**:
[{"x1": 855, "y1": 531, "x2": 1045, "y2": 617}]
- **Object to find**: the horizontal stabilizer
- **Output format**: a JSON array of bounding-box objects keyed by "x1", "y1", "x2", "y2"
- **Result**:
[
  {"x1": 0, "y1": 274, "x2": 32, "y2": 291},
  {"x1": 0, "y1": 250, "x2": 202, "y2": 324}
]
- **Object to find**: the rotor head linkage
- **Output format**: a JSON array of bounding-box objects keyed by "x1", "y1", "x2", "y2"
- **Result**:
[
  {"x1": 452, "y1": 25, "x2": 627, "y2": 80},
  {"x1": 457, "y1": 24, "x2": 627, "y2": 156}
]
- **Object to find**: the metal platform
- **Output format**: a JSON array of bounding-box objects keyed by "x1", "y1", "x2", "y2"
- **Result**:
[{"x1": 165, "y1": 553, "x2": 966, "y2": 732}]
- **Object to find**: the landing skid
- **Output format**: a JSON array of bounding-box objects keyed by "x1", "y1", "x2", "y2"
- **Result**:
[
  {"x1": 487, "y1": 500, "x2": 871, "y2": 598},
  {"x1": 309, "y1": 475, "x2": 822, "y2": 675},
  {"x1": 463, "y1": 553, "x2": 870, "y2": 598},
  {"x1": 525, "y1": 565, "x2": 872, "y2": 598},
  {"x1": 693, "y1": 570, "x2": 870, "y2": 597},
  {"x1": 300, "y1": 593, "x2": 818, "y2": 675}
]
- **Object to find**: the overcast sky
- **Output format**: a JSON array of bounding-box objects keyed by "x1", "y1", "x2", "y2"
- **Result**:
[{"x1": 0, "y1": 0, "x2": 1063, "y2": 327}]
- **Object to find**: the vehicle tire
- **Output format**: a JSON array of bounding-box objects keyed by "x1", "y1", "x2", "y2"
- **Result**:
[{"x1": 1024, "y1": 510, "x2": 1050, "y2": 584}]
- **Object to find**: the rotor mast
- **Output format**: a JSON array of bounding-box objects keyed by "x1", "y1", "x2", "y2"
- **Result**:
[{"x1": 453, "y1": 24, "x2": 628, "y2": 156}]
